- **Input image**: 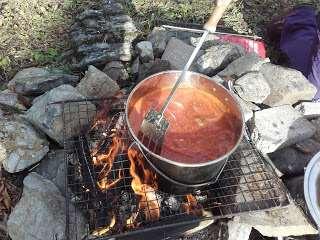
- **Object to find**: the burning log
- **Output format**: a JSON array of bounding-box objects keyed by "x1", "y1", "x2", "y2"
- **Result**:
[
  {"x1": 92, "y1": 136, "x2": 124, "y2": 191},
  {"x1": 127, "y1": 147, "x2": 161, "y2": 224},
  {"x1": 92, "y1": 214, "x2": 116, "y2": 237},
  {"x1": 181, "y1": 194, "x2": 204, "y2": 217}
]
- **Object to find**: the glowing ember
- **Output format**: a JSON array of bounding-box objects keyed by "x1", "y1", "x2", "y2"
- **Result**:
[
  {"x1": 92, "y1": 214, "x2": 116, "y2": 236},
  {"x1": 181, "y1": 194, "x2": 203, "y2": 217},
  {"x1": 92, "y1": 136, "x2": 123, "y2": 191},
  {"x1": 127, "y1": 148, "x2": 161, "y2": 222},
  {"x1": 87, "y1": 106, "x2": 205, "y2": 235},
  {"x1": 97, "y1": 169, "x2": 124, "y2": 190}
]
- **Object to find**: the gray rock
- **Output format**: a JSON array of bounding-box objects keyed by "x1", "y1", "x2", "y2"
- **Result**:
[
  {"x1": 295, "y1": 138, "x2": 320, "y2": 154},
  {"x1": 210, "y1": 75, "x2": 225, "y2": 85},
  {"x1": 138, "y1": 59, "x2": 171, "y2": 81},
  {"x1": 0, "y1": 92, "x2": 28, "y2": 110},
  {"x1": 283, "y1": 176, "x2": 317, "y2": 226},
  {"x1": 284, "y1": 176, "x2": 307, "y2": 212},
  {"x1": 72, "y1": 15, "x2": 137, "y2": 46},
  {"x1": 103, "y1": 0, "x2": 124, "y2": 15},
  {"x1": 136, "y1": 41, "x2": 154, "y2": 63},
  {"x1": 218, "y1": 53, "x2": 270, "y2": 78},
  {"x1": 227, "y1": 219, "x2": 251, "y2": 240},
  {"x1": 0, "y1": 116, "x2": 49, "y2": 173},
  {"x1": 25, "y1": 85, "x2": 96, "y2": 145},
  {"x1": 82, "y1": 18, "x2": 98, "y2": 28},
  {"x1": 251, "y1": 105, "x2": 316, "y2": 154},
  {"x1": 190, "y1": 34, "x2": 221, "y2": 50},
  {"x1": 295, "y1": 102, "x2": 320, "y2": 119},
  {"x1": 148, "y1": 27, "x2": 170, "y2": 57},
  {"x1": 7, "y1": 173, "x2": 87, "y2": 240},
  {"x1": 234, "y1": 72, "x2": 271, "y2": 103},
  {"x1": 131, "y1": 57, "x2": 140, "y2": 76},
  {"x1": 103, "y1": 61, "x2": 129, "y2": 87},
  {"x1": 235, "y1": 203, "x2": 318, "y2": 237},
  {"x1": 196, "y1": 42, "x2": 245, "y2": 76},
  {"x1": 161, "y1": 37, "x2": 198, "y2": 70},
  {"x1": 35, "y1": 150, "x2": 66, "y2": 195},
  {"x1": 232, "y1": 94, "x2": 260, "y2": 122},
  {"x1": 77, "y1": 9, "x2": 104, "y2": 21},
  {"x1": 7, "y1": 67, "x2": 79, "y2": 96},
  {"x1": 71, "y1": 13, "x2": 138, "y2": 69},
  {"x1": 74, "y1": 42, "x2": 133, "y2": 69},
  {"x1": 268, "y1": 139, "x2": 320, "y2": 176},
  {"x1": 77, "y1": 65, "x2": 120, "y2": 98},
  {"x1": 260, "y1": 64, "x2": 317, "y2": 106},
  {"x1": 311, "y1": 118, "x2": 320, "y2": 142}
]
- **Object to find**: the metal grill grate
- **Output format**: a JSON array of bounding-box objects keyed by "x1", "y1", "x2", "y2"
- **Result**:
[{"x1": 60, "y1": 98, "x2": 289, "y2": 240}]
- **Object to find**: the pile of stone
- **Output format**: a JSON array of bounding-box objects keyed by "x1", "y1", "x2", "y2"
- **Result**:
[
  {"x1": 69, "y1": 0, "x2": 136, "y2": 88},
  {"x1": 1, "y1": 1, "x2": 320, "y2": 239}
]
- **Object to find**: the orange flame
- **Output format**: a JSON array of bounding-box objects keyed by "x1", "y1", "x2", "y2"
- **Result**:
[
  {"x1": 181, "y1": 194, "x2": 203, "y2": 217},
  {"x1": 92, "y1": 136, "x2": 123, "y2": 191},
  {"x1": 127, "y1": 148, "x2": 161, "y2": 224},
  {"x1": 92, "y1": 214, "x2": 116, "y2": 236}
]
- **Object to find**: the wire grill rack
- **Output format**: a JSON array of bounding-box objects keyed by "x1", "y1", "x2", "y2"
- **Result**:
[{"x1": 61, "y1": 98, "x2": 289, "y2": 240}]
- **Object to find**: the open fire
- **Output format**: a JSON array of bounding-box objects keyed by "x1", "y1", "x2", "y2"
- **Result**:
[
  {"x1": 87, "y1": 105, "x2": 203, "y2": 236},
  {"x1": 63, "y1": 96, "x2": 287, "y2": 240}
]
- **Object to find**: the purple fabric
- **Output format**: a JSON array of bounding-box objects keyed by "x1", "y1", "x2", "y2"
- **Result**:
[
  {"x1": 279, "y1": 6, "x2": 320, "y2": 100},
  {"x1": 308, "y1": 35, "x2": 320, "y2": 100}
]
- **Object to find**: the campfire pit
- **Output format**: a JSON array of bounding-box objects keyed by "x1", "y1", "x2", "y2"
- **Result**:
[{"x1": 59, "y1": 96, "x2": 289, "y2": 240}]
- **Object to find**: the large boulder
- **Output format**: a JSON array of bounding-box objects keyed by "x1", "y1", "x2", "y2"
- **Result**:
[
  {"x1": 218, "y1": 53, "x2": 269, "y2": 78},
  {"x1": 136, "y1": 41, "x2": 154, "y2": 63},
  {"x1": 235, "y1": 203, "x2": 318, "y2": 237},
  {"x1": 76, "y1": 65, "x2": 120, "y2": 99},
  {"x1": 0, "y1": 91, "x2": 29, "y2": 110},
  {"x1": 161, "y1": 37, "x2": 198, "y2": 70},
  {"x1": 294, "y1": 102, "x2": 320, "y2": 119},
  {"x1": 73, "y1": 42, "x2": 133, "y2": 69},
  {"x1": 103, "y1": 61, "x2": 129, "y2": 87},
  {"x1": 195, "y1": 42, "x2": 245, "y2": 76},
  {"x1": 147, "y1": 27, "x2": 170, "y2": 57},
  {"x1": 25, "y1": 84, "x2": 96, "y2": 145},
  {"x1": 268, "y1": 139, "x2": 320, "y2": 176},
  {"x1": 35, "y1": 150, "x2": 66, "y2": 195},
  {"x1": 138, "y1": 59, "x2": 171, "y2": 81},
  {"x1": 227, "y1": 219, "x2": 251, "y2": 240},
  {"x1": 71, "y1": 13, "x2": 138, "y2": 69},
  {"x1": 131, "y1": 57, "x2": 140, "y2": 76},
  {"x1": 0, "y1": 116, "x2": 49, "y2": 173},
  {"x1": 190, "y1": 34, "x2": 221, "y2": 50},
  {"x1": 311, "y1": 118, "x2": 320, "y2": 142},
  {"x1": 232, "y1": 94, "x2": 260, "y2": 122},
  {"x1": 251, "y1": 105, "x2": 316, "y2": 154},
  {"x1": 7, "y1": 67, "x2": 79, "y2": 96},
  {"x1": 260, "y1": 64, "x2": 317, "y2": 106},
  {"x1": 234, "y1": 72, "x2": 271, "y2": 103},
  {"x1": 7, "y1": 173, "x2": 87, "y2": 240}
]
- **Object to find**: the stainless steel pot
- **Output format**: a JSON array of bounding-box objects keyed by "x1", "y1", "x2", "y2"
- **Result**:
[{"x1": 125, "y1": 71, "x2": 244, "y2": 185}]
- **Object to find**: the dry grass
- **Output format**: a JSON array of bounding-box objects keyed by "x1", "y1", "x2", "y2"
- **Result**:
[
  {"x1": 127, "y1": 0, "x2": 320, "y2": 34},
  {"x1": 125, "y1": 0, "x2": 320, "y2": 63},
  {"x1": 1, "y1": 0, "x2": 319, "y2": 82},
  {"x1": 0, "y1": 0, "x2": 99, "y2": 81}
]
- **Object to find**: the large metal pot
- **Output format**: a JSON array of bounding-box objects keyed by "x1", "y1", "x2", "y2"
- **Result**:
[{"x1": 125, "y1": 71, "x2": 244, "y2": 185}]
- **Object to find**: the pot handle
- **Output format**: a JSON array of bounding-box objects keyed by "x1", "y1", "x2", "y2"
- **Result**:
[{"x1": 128, "y1": 142, "x2": 226, "y2": 189}]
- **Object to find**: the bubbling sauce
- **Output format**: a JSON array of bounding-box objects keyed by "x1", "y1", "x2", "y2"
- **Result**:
[{"x1": 129, "y1": 87, "x2": 240, "y2": 164}]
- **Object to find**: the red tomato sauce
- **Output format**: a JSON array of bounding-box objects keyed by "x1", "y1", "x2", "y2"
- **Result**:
[{"x1": 129, "y1": 88, "x2": 240, "y2": 164}]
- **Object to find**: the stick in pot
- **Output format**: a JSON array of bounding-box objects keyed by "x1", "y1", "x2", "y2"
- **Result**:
[{"x1": 138, "y1": 0, "x2": 233, "y2": 154}]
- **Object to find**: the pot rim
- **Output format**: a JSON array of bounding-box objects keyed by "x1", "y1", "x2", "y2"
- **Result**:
[{"x1": 125, "y1": 70, "x2": 245, "y2": 168}]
